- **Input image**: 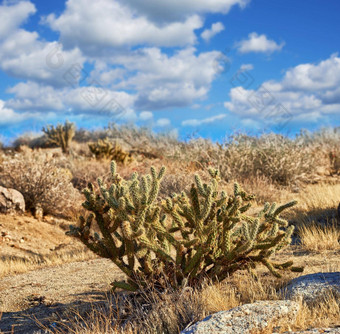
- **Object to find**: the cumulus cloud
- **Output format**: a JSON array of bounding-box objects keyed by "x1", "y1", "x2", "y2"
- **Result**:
[
  {"x1": 239, "y1": 64, "x2": 254, "y2": 71},
  {"x1": 0, "y1": 1, "x2": 36, "y2": 39},
  {"x1": 108, "y1": 47, "x2": 222, "y2": 110},
  {"x1": 139, "y1": 111, "x2": 153, "y2": 121},
  {"x1": 6, "y1": 82, "x2": 65, "y2": 111},
  {"x1": 123, "y1": 0, "x2": 250, "y2": 22},
  {"x1": 0, "y1": 1, "x2": 85, "y2": 87},
  {"x1": 45, "y1": 0, "x2": 203, "y2": 52},
  {"x1": 0, "y1": 99, "x2": 34, "y2": 125},
  {"x1": 182, "y1": 113, "x2": 226, "y2": 126},
  {"x1": 201, "y1": 22, "x2": 225, "y2": 42},
  {"x1": 156, "y1": 118, "x2": 171, "y2": 127},
  {"x1": 6, "y1": 81, "x2": 136, "y2": 120},
  {"x1": 224, "y1": 54, "x2": 340, "y2": 125},
  {"x1": 236, "y1": 32, "x2": 284, "y2": 54}
]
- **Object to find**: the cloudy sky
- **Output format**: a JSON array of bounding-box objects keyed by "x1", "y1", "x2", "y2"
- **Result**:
[{"x1": 0, "y1": 0, "x2": 339, "y2": 141}]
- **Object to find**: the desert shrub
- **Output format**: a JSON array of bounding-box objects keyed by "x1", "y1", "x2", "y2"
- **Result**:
[
  {"x1": 193, "y1": 134, "x2": 317, "y2": 186},
  {"x1": 12, "y1": 132, "x2": 49, "y2": 149},
  {"x1": 0, "y1": 150, "x2": 81, "y2": 217},
  {"x1": 69, "y1": 161, "x2": 302, "y2": 292},
  {"x1": 105, "y1": 123, "x2": 181, "y2": 159},
  {"x1": 297, "y1": 127, "x2": 340, "y2": 175},
  {"x1": 173, "y1": 134, "x2": 318, "y2": 187},
  {"x1": 88, "y1": 138, "x2": 133, "y2": 164},
  {"x1": 70, "y1": 160, "x2": 111, "y2": 191},
  {"x1": 42, "y1": 120, "x2": 75, "y2": 154}
]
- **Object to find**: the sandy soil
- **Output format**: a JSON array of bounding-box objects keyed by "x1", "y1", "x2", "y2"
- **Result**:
[{"x1": 0, "y1": 214, "x2": 339, "y2": 334}]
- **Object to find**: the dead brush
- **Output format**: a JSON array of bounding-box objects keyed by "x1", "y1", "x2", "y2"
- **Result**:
[{"x1": 0, "y1": 150, "x2": 81, "y2": 217}]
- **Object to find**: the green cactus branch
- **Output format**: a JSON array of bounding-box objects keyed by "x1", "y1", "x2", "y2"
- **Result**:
[
  {"x1": 42, "y1": 120, "x2": 75, "y2": 154},
  {"x1": 68, "y1": 161, "x2": 303, "y2": 292}
]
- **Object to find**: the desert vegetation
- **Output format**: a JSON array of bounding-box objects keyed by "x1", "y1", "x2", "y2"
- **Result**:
[{"x1": 0, "y1": 124, "x2": 339, "y2": 333}]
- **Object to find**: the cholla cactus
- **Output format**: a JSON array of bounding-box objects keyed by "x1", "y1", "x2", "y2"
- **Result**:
[
  {"x1": 42, "y1": 120, "x2": 75, "y2": 154},
  {"x1": 88, "y1": 138, "x2": 133, "y2": 164},
  {"x1": 68, "y1": 162, "x2": 302, "y2": 291}
]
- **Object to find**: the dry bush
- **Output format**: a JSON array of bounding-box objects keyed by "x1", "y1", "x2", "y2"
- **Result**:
[
  {"x1": 298, "y1": 127, "x2": 340, "y2": 175},
  {"x1": 69, "y1": 159, "x2": 111, "y2": 191},
  {"x1": 12, "y1": 132, "x2": 49, "y2": 149},
  {"x1": 221, "y1": 134, "x2": 318, "y2": 186},
  {"x1": 176, "y1": 134, "x2": 319, "y2": 187},
  {"x1": 105, "y1": 123, "x2": 181, "y2": 158},
  {"x1": 297, "y1": 223, "x2": 340, "y2": 252},
  {"x1": 0, "y1": 150, "x2": 81, "y2": 217},
  {"x1": 239, "y1": 175, "x2": 291, "y2": 204}
]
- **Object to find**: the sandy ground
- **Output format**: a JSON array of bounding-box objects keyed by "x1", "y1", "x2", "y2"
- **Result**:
[
  {"x1": 0, "y1": 259, "x2": 124, "y2": 334},
  {"x1": 0, "y1": 214, "x2": 339, "y2": 334}
]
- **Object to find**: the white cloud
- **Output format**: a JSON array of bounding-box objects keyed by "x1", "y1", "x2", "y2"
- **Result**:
[
  {"x1": 240, "y1": 64, "x2": 254, "y2": 71},
  {"x1": 0, "y1": 1, "x2": 36, "y2": 39},
  {"x1": 139, "y1": 111, "x2": 153, "y2": 121},
  {"x1": 123, "y1": 0, "x2": 250, "y2": 22},
  {"x1": 281, "y1": 53, "x2": 340, "y2": 92},
  {"x1": 0, "y1": 1, "x2": 85, "y2": 87},
  {"x1": 224, "y1": 54, "x2": 340, "y2": 125},
  {"x1": 45, "y1": 0, "x2": 203, "y2": 52},
  {"x1": 110, "y1": 47, "x2": 222, "y2": 110},
  {"x1": 0, "y1": 99, "x2": 34, "y2": 125},
  {"x1": 63, "y1": 87, "x2": 135, "y2": 114},
  {"x1": 201, "y1": 22, "x2": 225, "y2": 42},
  {"x1": 236, "y1": 32, "x2": 284, "y2": 54},
  {"x1": 6, "y1": 81, "x2": 136, "y2": 119},
  {"x1": 6, "y1": 82, "x2": 64, "y2": 111},
  {"x1": 182, "y1": 113, "x2": 226, "y2": 126},
  {"x1": 156, "y1": 118, "x2": 171, "y2": 127}
]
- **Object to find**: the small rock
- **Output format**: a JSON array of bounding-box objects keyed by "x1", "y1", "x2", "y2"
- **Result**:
[
  {"x1": 0, "y1": 186, "x2": 25, "y2": 214},
  {"x1": 181, "y1": 300, "x2": 300, "y2": 334},
  {"x1": 281, "y1": 272, "x2": 340, "y2": 303}
]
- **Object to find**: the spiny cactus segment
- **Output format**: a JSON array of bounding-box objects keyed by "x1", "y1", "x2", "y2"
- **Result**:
[
  {"x1": 68, "y1": 162, "x2": 302, "y2": 291},
  {"x1": 88, "y1": 138, "x2": 133, "y2": 164},
  {"x1": 42, "y1": 120, "x2": 75, "y2": 154}
]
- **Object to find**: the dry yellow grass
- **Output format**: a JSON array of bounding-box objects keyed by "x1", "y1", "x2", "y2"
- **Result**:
[
  {"x1": 298, "y1": 223, "x2": 340, "y2": 252},
  {"x1": 0, "y1": 250, "x2": 96, "y2": 278},
  {"x1": 35, "y1": 273, "x2": 339, "y2": 334},
  {"x1": 292, "y1": 183, "x2": 340, "y2": 225}
]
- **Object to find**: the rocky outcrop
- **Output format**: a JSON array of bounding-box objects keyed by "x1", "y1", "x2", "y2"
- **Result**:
[
  {"x1": 281, "y1": 272, "x2": 340, "y2": 303},
  {"x1": 181, "y1": 300, "x2": 300, "y2": 334},
  {"x1": 0, "y1": 186, "x2": 25, "y2": 214}
]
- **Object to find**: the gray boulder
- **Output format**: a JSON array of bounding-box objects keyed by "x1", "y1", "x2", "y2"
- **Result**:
[
  {"x1": 0, "y1": 186, "x2": 25, "y2": 214},
  {"x1": 181, "y1": 300, "x2": 299, "y2": 334},
  {"x1": 282, "y1": 272, "x2": 340, "y2": 303}
]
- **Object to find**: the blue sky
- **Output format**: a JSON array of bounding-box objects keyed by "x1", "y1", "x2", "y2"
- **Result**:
[{"x1": 0, "y1": 0, "x2": 339, "y2": 142}]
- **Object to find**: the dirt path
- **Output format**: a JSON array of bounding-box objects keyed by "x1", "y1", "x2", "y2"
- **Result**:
[{"x1": 0, "y1": 259, "x2": 124, "y2": 334}]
